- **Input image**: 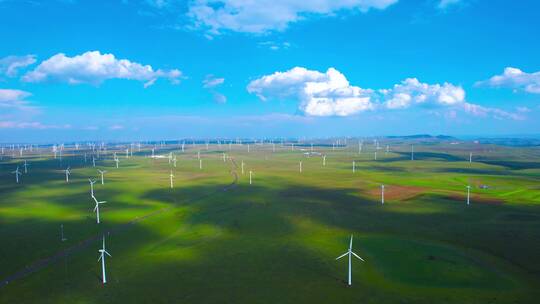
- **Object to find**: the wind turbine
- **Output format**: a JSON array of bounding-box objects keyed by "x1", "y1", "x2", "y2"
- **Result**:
[
  {"x1": 466, "y1": 185, "x2": 471, "y2": 205},
  {"x1": 323, "y1": 155, "x2": 326, "y2": 166},
  {"x1": 169, "y1": 170, "x2": 174, "y2": 189},
  {"x1": 199, "y1": 159, "x2": 202, "y2": 170},
  {"x1": 60, "y1": 224, "x2": 67, "y2": 241},
  {"x1": 173, "y1": 156, "x2": 177, "y2": 168},
  {"x1": 64, "y1": 167, "x2": 71, "y2": 183},
  {"x1": 23, "y1": 160, "x2": 29, "y2": 173},
  {"x1": 114, "y1": 158, "x2": 119, "y2": 169},
  {"x1": 98, "y1": 236, "x2": 112, "y2": 284},
  {"x1": 92, "y1": 157, "x2": 96, "y2": 167},
  {"x1": 98, "y1": 170, "x2": 107, "y2": 185},
  {"x1": 12, "y1": 166, "x2": 22, "y2": 183},
  {"x1": 411, "y1": 145, "x2": 414, "y2": 161},
  {"x1": 241, "y1": 160, "x2": 245, "y2": 175},
  {"x1": 336, "y1": 235, "x2": 364, "y2": 286},
  {"x1": 299, "y1": 161, "x2": 302, "y2": 173},
  {"x1": 469, "y1": 152, "x2": 472, "y2": 163},
  {"x1": 381, "y1": 184, "x2": 385, "y2": 204},
  {"x1": 352, "y1": 161, "x2": 355, "y2": 173},
  {"x1": 93, "y1": 196, "x2": 106, "y2": 224},
  {"x1": 89, "y1": 178, "x2": 97, "y2": 198},
  {"x1": 249, "y1": 170, "x2": 253, "y2": 185}
]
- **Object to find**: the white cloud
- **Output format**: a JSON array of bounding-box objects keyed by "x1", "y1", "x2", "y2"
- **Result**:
[
  {"x1": 477, "y1": 67, "x2": 540, "y2": 94},
  {"x1": 22, "y1": 51, "x2": 182, "y2": 87},
  {"x1": 203, "y1": 75, "x2": 225, "y2": 88},
  {"x1": 203, "y1": 74, "x2": 227, "y2": 103},
  {"x1": 516, "y1": 106, "x2": 531, "y2": 113},
  {"x1": 0, "y1": 89, "x2": 33, "y2": 110},
  {"x1": 248, "y1": 66, "x2": 521, "y2": 120},
  {"x1": 0, "y1": 121, "x2": 71, "y2": 129},
  {"x1": 109, "y1": 124, "x2": 125, "y2": 130},
  {"x1": 438, "y1": 0, "x2": 462, "y2": 9},
  {"x1": 247, "y1": 67, "x2": 374, "y2": 116},
  {"x1": 187, "y1": 0, "x2": 398, "y2": 35},
  {"x1": 382, "y1": 78, "x2": 465, "y2": 109},
  {"x1": 0, "y1": 55, "x2": 37, "y2": 77},
  {"x1": 258, "y1": 41, "x2": 291, "y2": 51}
]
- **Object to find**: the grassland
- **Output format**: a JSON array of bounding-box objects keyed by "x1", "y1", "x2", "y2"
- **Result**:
[{"x1": 1, "y1": 139, "x2": 540, "y2": 303}]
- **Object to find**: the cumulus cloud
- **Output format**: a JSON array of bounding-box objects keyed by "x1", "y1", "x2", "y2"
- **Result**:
[
  {"x1": 22, "y1": 51, "x2": 182, "y2": 87},
  {"x1": 381, "y1": 78, "x2": 465, "y2": 109},
  {"x1": 187, "y1": 0, "x2": 398, "y2": 35},
  {"x1": 248, "y1": 66, "x2": 521, "y2": 119},
  {"x1": 477, "y1": 67, "x2": 540, "y2": 94},
  {"x1": 0, "y1": 55, "x2": 37, "y2": 77},
  {"x1": 248, "y1": 67, "x2": 374, "y2": 116}
]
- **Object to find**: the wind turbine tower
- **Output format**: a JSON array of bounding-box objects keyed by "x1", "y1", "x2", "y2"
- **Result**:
[{"x1": 336, "y1": 235, "x2": 365, "y2": 286}]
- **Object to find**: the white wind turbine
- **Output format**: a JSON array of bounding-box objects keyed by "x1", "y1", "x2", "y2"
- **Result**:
[
  {"x1": 173, "y1": 155, "x2": 177, "y2": 167},
  {"x1": 98, "y1": 236, "x2": 112, "y2": 284},
  {"x1": 23, "y1": 160, "x2": 29, "y2": 173},
  {"x1": 299, "y1": 160, "x2": 302, "y2": 173},
  {"x1": 336, "y1": 235, "x2": 364, "y2": 286},
  {"x1": 241, "y1": 160, "x2": 245, "y2": 175},
  {"x1": 466, "y1": 185, "x2": 471, "y2": 205},
  {"x1": 249, "y1": 170, "x2": 253, "y2": 185},
  {"x1": 169, "y1": 170, "x2": 174, "y2": 189},
  {"x1": 352, "y1": 161, "x2": 355, "y2": 173},
  {"x1": 64, "y1": 167, "x2": 71, "y2": 183},
  {"x1": 469, "y1": 152, "x2": 472, "y2": 163},
  {"x1": 114, "y1": 157, "x2": 119, "y2": 169},
  {"x1": 98, "y1": 170, "x2": 107, "y2": 185},
  {"x1": 323, "y1": 155, "x2": 326, "y2": 166},
  {"x1": 381, "y1": 184, "x2": 385, "y2": 204},
  {"x1": 89, "y1": 178, "x2": 97, "y2": 198},
  {"x1": 93, "y1": 196, "x2": 107, "y2": 224},
  {"x1": 92, "y1": 157, "x2": 96, "y2": 167},
  {"x1": 12, "y1": 166, "x2": 22, "y2": 183},
  {"x1": 411, "y1": 145, "x2": 414, "y2": 161},
  {"x1": 199, "y1": 159, "x2": 202, "y2": 170}
]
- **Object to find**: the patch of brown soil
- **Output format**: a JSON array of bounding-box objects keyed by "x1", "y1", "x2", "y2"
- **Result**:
[
  {"x1": 367, "y1": 185, "x2": 426, "y2": 201},
  {"x1": 447, "y1": 194, "x2": 505, "y2": 205}
]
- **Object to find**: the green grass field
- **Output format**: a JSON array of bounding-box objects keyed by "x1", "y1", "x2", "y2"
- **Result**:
[{"x1": 1, "y1": 140, "x2": 540, "y2": 303}]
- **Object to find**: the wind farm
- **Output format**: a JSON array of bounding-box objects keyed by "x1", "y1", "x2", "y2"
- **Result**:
[{"x1": 1, "y1": 138, "x2": 540, "y2": 303}]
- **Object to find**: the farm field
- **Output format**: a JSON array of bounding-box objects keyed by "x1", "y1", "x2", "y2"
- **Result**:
[{"x1": 1, "y1": 140, "x2": 540, "y2": 303}]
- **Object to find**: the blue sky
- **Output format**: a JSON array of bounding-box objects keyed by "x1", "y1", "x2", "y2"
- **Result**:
[{"x1": 0, "y1": 0, "x2": 539, "y2": 142}]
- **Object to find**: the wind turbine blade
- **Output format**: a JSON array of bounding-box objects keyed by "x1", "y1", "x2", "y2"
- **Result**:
[
  {"x1": 336, "y1": 252, "x2": 348, "y2": 260},
  {"x1": 349, "y1": 235, "x2": 353, "y2": 250},
  {"x1": 98, "y1": 254, "x2": 102, "y2": 261},
  {"x1": 105, "y1": 251, "x2": 112, "y2": 257},
  {"x1": 93, "y1": 205, "x2": 98, "y2": 212},
  {"x1": 99, "y1": 201, "x2": 107, "y2": 204},
  {"x1": 351, "y1": 251, "x2": 365, "y2": 261}
]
